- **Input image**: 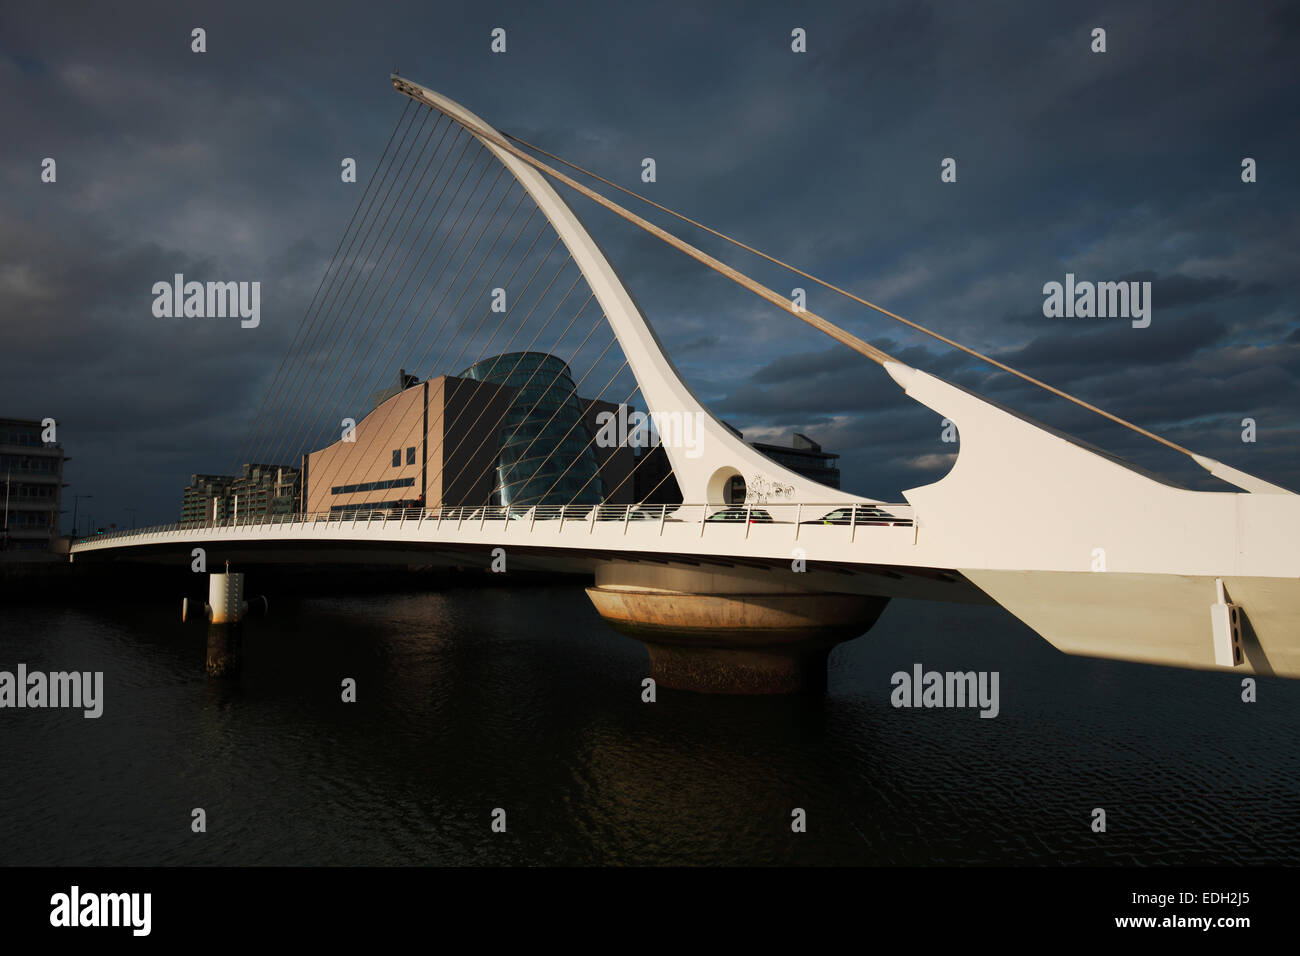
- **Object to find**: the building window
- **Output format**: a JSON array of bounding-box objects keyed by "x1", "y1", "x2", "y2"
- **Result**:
[
  {"x1": 392, "y1": 449, "x2": 401, "y2": 468},
  {"x1": 406, "y1": 446, "x2": 416, "y2": 465},
  {"x1": 330, "y1": 477, "x2": 415, "y2": 495}
]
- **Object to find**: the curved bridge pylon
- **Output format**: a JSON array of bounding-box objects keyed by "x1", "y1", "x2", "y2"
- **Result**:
[{"x1": 390, "y1": 75, "x2": 863, "y2": 511}]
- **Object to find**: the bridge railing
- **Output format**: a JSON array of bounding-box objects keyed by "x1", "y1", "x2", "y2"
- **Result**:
[{"x1": 70, "y1": 501, "x2": 916, "y2": 546}]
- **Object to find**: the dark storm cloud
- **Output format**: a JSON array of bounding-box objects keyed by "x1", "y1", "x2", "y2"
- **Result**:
[
  {"x1": 1001, "y1": 311, "x2": 1228, "y2": 373},
  {"x1": 1128, "y1": 272, "x2": 1241, "y2": 309},
  {"x1": 673, "y1": 334, "x2": 721, "y2": 354},
  {"x1": 1, "y1": 0, "x2": 1297, "y2": 526},
  {"x1": 751, "y1": 345, "x2": 862, "y2": 385}
]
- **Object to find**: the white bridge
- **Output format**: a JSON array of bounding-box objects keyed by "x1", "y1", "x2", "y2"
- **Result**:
[{"x1": 71, "y1": 75, "x2": 1300, "y2": 691}]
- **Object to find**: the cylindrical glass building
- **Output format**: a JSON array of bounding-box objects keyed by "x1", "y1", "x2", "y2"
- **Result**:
[{"x1": 458, "y1": 352, "x2": 607, "y2": 506}]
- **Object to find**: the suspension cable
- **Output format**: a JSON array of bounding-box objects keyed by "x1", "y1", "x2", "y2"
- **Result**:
[{"x1": 499, "y1": 130, "x2": 1197, "y2": 459}]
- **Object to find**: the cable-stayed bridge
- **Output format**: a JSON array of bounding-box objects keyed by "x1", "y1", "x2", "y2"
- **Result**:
[{"x1": 70, "y1": 75, "x2": 1300, "y2": 691}]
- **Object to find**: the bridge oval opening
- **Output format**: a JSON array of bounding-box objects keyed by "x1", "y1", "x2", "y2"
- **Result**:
[{"x1": 707, "y1": 467, "x2": 744, "y2": 506}]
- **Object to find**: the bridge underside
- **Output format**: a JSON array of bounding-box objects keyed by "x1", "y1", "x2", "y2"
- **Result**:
[{"x1": 69, "y1": 537, "x2": 990, "y2": 603}]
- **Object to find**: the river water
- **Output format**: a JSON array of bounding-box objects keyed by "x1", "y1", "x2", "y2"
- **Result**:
[{"x1": 2, "y1": 583, "x2": 1297, "y2": 865}]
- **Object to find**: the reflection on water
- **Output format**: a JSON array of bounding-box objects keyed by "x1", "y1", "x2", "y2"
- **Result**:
[
  {"x1": 1, "y1": 584, "x2": 1297, "y2": 865},
  {"x1": 205, "y1": 623, "x2": 241, "y2": 678}
]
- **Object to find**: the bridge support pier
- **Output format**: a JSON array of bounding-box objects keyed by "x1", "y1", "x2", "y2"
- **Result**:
[
  {"x1": 196, "y1": 568, "x2": 266, "y2": 678},
  {"x1": 205, "y1": 621, "x2": 242, "y2": 677},
  {"x1": 586, "y1": 561, "x2": 889, "y2": 694}
]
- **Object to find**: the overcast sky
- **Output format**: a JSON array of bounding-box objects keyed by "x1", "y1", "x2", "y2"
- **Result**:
[{"x1": 2, "y1": 0, "x2": 1297, "y2": 529}]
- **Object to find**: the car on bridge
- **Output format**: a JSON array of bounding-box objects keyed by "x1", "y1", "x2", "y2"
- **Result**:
[
  {"x1": 705, "y1": 506, "x2": 773, "y2": 524},
  {"x1": 803, "y1": 505, "x2": 911, "y2": 527}
]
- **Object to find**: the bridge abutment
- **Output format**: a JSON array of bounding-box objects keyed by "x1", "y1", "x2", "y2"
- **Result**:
[{"x1": 586, "y1": 561, "x2": 888, "y2": 694}]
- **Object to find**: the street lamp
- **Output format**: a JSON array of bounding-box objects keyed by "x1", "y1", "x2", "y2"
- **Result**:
[
  {"x1": 125, "y1": 507, "x2": 137, "y2": 530},
  {"x1": 71, "y1": 493, "x2": 92, "y2": 538}
]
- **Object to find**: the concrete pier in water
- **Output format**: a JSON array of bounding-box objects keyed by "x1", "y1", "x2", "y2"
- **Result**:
[{"x1": 586, "y1": 561, "x2": 889, "y2": 694}]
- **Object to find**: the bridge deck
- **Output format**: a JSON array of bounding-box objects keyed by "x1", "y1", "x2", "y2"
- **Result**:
[{"x1": 68, "y1": 502, "x2": 985, "y2": 603}]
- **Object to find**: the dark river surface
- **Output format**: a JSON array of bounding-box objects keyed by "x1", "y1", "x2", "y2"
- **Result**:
[{"x1": 2, "y1": 580, "x2": 1297, "y2": 866}]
